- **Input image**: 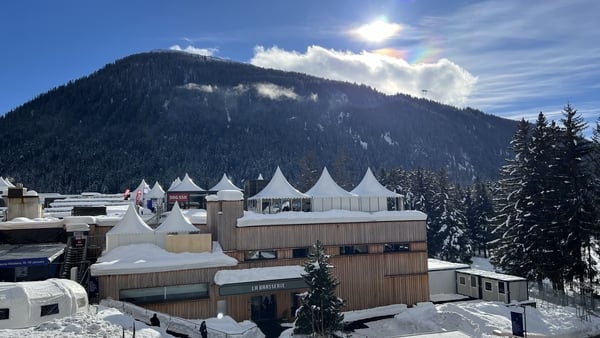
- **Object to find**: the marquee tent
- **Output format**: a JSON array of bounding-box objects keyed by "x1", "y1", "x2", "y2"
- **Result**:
[
  {"x1": 105, "y1": 205, "x2": 154, "y2": 253},
  {"x1": 209, "y1": 173, "x2": 242, "y2": 192},
  {"x1": 247, "y1": 167, "x2": 310, "y2": 213},
  {"x1": 305, "y1": 167, "x2": 359, "y2": 211},
  {"x1": 154, "y1": 202, "x2": 198, "y2": 248},
  {"x1": 350, "y1": 168, "x2": 404, "y2": 212}
]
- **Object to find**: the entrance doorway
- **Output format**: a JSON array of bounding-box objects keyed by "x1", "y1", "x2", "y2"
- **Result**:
[{"x1": 251, "y1": 295, "x2": 276, "y2": 321}]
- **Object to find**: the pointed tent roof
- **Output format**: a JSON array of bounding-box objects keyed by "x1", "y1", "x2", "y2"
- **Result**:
[
  {"x1": 350, "y1": 168, "x2": 401, "y2": 197},
  {"x1": 305, "y1": 167, "x2": 357, "y2": 197},
  {"x1": 169, "y1": 173, "x2": 205, "y2": 192},
  {"x1": 155, "y1": 202, "x2": 198, "y2": 233},
  {"x1": 168, "y1": 177, "x2": 181, "y2": 191},
  {"x1": 131, "y1": 179, "x2": 150, "y2": 200},
  {"x1": 107, "y1": 204, "x2": 154, "y2": 234},
  {"x1": 0, "y1": 177, "x2": 15, "y2": 188},
  {"x1": 210, "y1": 173, "x2": 242, "y2": 192},
  {"x1": 146, "y1": 181, "x2": 165, "y2": 199},
  {"x1": 257, "y1": 173, "x2": 264, "y2": 180},
  {"x1": 248, "y1": 167, "x2": 309, "y2": 200}
]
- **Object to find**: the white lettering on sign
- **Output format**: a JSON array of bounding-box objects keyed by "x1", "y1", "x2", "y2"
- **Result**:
[{"x1": 251, "y1": 282, "x2": 286, "y2": 292}]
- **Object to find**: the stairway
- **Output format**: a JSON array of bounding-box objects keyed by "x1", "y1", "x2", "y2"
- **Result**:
[{"x1": 59, "y1": 236, "x2": 89, "y2": 282}]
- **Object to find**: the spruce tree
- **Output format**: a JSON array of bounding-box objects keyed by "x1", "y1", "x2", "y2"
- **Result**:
[
  {"x1": 294, "y1": 241, "x2": 344, "y2": 337},
  {"x1": 465, "y1": 178, "x2": 494, "y2": 257}
]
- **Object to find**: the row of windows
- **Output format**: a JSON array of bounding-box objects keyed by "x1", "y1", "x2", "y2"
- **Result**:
[
  {"x1": 458, "y1": 276, "x2": 506, "y2": 294},
  {"x1": 244, "y1": 243, "x2": 411, "y2": 261},
  {"x1": 0, "y1": 304, "x2": 59, "y2": 321},
  {"x1": 120, "y1": 283, "x2": 209, "y2": 305}
]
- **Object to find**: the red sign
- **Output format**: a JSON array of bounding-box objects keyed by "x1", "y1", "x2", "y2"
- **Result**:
[{"x1": 168, "y1": 192, "x2": 189, "y2": 203}]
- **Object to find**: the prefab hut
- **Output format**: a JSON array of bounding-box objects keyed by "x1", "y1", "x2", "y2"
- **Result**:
[{"x1": 456, "y1": 269, "x2": 528, "y2": 303}]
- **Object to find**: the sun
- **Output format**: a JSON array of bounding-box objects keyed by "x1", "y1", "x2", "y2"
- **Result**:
[{"x1": 353, "y1": 19, "x2": 402, "y2": 43}]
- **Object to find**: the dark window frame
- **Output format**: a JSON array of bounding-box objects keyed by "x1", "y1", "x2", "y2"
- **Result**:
[
  {"x1": 498, "y1": 281, "x2": 505, "y2": 294},
  {"x1": 383, "y1": 243, "x2": 410, "y2": 253},
  {"x1": 470, "y1": 276, "x2": 477, "y2": 287},
  {"x1": 245, "y1": 250, "x2": 278, "y2": 261},
  {"x1": 340, "y1": 245, "x2": 368, "y2": 255},
  {"x1": 41, "y1": 304, "x2": 59, "y2": 317},
  {"x1": 484, "y1": 281, "x2": 492, "y2": 291},
  {"x1": 119, "y1": 283, "x2": 209, "y2": 305},
  {"x1": 459, "y1": 276, "x2": 466, "y2": 285},
  {"x1": 292, "y1": 247, "x2": 309, "y2": 258},
  {"x1": 0, "y1": 308, "x2": 9, "y2": 320}
]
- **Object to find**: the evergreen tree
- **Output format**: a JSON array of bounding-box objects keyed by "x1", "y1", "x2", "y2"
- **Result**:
[
  {"x1": 465, "y1": 178, "x2": 494, "y2": 257},
  {"x1": 429, "y1": 169, "x2": 472, "y2": 262},
  {"x1": 491, "y1": 119, "x2": 535, "y2": 278},
  {"x1": 554, "y1": 105, "x2": 598, "y2": 286},
  {"x1": 294, "y1": 241, "x2": 344, "y2": 337}
]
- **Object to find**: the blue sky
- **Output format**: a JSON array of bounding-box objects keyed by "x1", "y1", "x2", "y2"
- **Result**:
[{"x1": 1, "y1": 0, "x2": 598, "y2": 128}]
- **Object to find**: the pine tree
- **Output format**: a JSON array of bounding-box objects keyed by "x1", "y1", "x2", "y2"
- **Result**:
[
  {"x1": 465, "y1": 178, "x2": 494, "y2": 257},
  {"x1": 294, "y1": 241, "x2": 344, "y2": 337}
]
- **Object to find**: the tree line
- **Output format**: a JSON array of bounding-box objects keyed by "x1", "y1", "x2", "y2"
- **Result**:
[{"x1": 382, "y1": 105, "x2": 600, "y2": 292}]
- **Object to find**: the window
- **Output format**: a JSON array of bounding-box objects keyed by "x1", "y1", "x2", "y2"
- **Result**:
[
  {"x1": 245, "y1": 250, "x2": 277, "y2": 260},
  {"x1": 459, "y1": 276, "x2": 466, "y2": 285},
  {"x1": 484, "y1": 281, "x2": 492, "y2": 291},
  {"x1": 293, "y1": 248, "x2": 309, "y2": 258},
  {"x1": 383, "y1": 243, "x2": 410, "y2": 253},
  {"x1": 470, "y1": 276, "x2": 477, "y2": 287},
  {"x1": 340, "y1": 245, "x2": 368, "y2": 255},
  {"x1": 41, "y1": 304, "x2": 59, "y2": 317},
  {"x1": 498, "y1": 282, "x2": 505, "y2": 294},
  {"x1": 120, "y1": 283, "x2": 209, "y2": 305},
  {"x1": 0, "y1": 308, "x2": 8, "y2": 320}
]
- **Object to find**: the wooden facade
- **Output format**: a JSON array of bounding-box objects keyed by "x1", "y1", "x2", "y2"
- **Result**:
[{"x1": 95, "y1": 197, "x2": 430, "y2": 322}]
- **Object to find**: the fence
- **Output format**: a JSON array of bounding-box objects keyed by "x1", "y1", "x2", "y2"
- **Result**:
[{"x1": 528, "y1": 282, "x2": 599, "y2": 321}]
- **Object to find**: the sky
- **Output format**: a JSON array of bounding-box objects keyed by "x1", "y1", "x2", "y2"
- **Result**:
[{"x1": 1, "y1": 0, "x2": 599, "y2": 128}]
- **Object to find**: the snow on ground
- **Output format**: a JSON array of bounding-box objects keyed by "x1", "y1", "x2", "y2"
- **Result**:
[{"x1": 471, "y1": 256, "x2": 495, "y2": 271}]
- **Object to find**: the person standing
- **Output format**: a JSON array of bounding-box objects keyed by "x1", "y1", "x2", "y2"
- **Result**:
[
  {"x1": 200, "y1": 321, "x2": 208, "y2": 338},
  {"x1": 150, "y1": 313, "x2": 160, "y2": 327}
]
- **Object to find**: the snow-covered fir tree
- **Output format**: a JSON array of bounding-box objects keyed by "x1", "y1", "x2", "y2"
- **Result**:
[
  {"x1": 294, "y1": 241, "x2": 344, "y2": 337},
  {"x1": 465, "y1": 178, "x2": 495, "y2": 257}
]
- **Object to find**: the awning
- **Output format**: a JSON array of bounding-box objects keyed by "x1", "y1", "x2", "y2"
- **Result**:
[
  {"x1": 215, "y1": 265, "x2": 307, "y2": 296},
  {"x1": 0, "y1": 243, "x2": 65, "y2": 268}
]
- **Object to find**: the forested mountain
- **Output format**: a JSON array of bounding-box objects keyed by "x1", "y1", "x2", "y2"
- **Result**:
[{"x1": 0, "y1": 51, "x2": 517, "y2": 193}]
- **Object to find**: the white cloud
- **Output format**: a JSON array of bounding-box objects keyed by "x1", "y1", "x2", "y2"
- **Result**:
[
  {"x1": 180, "y1": 83, "x2": 215, "y2": 93},
  {"x1": 253, "y1": 83, "x2": 299, "y2": 100},
  {"x1": 250, "y1": 45, "x2": 476, "y2": 107},
  {"x1": 169, "y1": 44, "x2": 217, "y2": 56}
]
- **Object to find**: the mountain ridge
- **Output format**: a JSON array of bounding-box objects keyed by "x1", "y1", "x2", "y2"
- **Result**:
[{"x1": 0, "y1": 51, "x2": 518, "y2": 193}]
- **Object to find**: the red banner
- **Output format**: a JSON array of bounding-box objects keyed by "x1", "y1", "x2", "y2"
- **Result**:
[{"x1": 168, "y1": 192, "x2": 189, "y2": 203}]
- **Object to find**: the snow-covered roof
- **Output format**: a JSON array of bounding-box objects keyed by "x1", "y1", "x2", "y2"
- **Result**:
[
  {"x1": 168, "y1": 177, "x2": 181, "y2": 191},
  {"x1": 456, "y1": 268, "x2": 527, "y2": 282},
  {"x1": 91, "y1": 242, "x2": 238, "y2": 276},
  {"x1": 145, "y1": 181, "x2": 165, "y2": 199},
  {"x1": 237, "y1": 209, "x2": 427, "y2": 227},
  {"x1": 214, "y1": 265, "x2": 305, "y2": 285},
  {"x1": 0, "y1": 217, "x2": 63, "y2": 229},
  {"x1": 0, "y1": 176, "x2": 15, "y2": 189},
  {"x1": 169, "y1": 173, "x2": 205, "y2": 192},
  {"x1": 305, "y1": 167, "x2": 357, "y2": 197},
  {"x1": 351, "y1": 168, "x2": 401, "y2": 197},
  {"x1": 106, "y1": 205, "x2": 153, "y2": 234},
  {"x1": 0, "y1": 243, "x2": 66, "y2": 265},
  {"x1": 155, "y1": 202, "x2": 197, "y2": 233},
  {"x1": 248, "y1": 167, "x2": 309, "y2": 200},
  {"x1": 209, "y1": 173, "x2": 242, "y2": 192},
  {"x1": 428, "y1": 258, "x2": 470, "y2": 271}
]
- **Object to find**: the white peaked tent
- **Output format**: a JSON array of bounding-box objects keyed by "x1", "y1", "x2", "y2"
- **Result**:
[
  {"x1": 168, "y1": 177, "x2": 182, "y2": 191},
  {"x1": 0, "y1": 176, "x2": 15, "y2": 195},
  {"x1": 146, "y1": 181, "x2": 165, "y2": 211},
  {"x1": 210, "y1": 173, "x2": 242, "y2": 192},
  {"x1": 154, "y1": 202, "x2": 198, "y2": 248},
  {"x1": 248, "y1": 167, "x2": 310, "y2": 213},
  {"x1": 169, "y1": 173, "x2": 205, "y2": 192},
  {"x1": 105, "y1": 204, "x2": 155, "y2": 253},
  {"x1": 131, "y1": 179, "x2": 151, "y2": 209},
  {"x1": 0, "y1": 278, "x2": 88, "y2": 329},
  {"x1": 351, "y1": 168, "x2": 404, "y2": 212},
  {"x1": 305, "y1": 167, "x2": 359, "y2": 211}
]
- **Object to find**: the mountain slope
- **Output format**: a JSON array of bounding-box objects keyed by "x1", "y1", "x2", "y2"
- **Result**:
[{"x1": 0, "y1": 51, "x2": 518, "y2": 193}]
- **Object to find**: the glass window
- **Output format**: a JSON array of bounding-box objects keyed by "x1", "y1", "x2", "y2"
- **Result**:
[
  {"x1": 293, "y1": 248, "x2": 309, "y2": 258},
  {"x1": 484, "y1": 282, "x2": 492, "y2": 291},
  {"x1": 340, "y1": 245, "x2": 368, "y2": 255},
  {"x1": 245, "y1": 250, "x2": 277, "y2": 260},
  {"x1": 498, "y1": 282, "x2": 505, "y2": 294},
  {"x1": 41, "y1": 304, "x2": 59, "y2": 317},
  {"x1": 0, "y1": 308, "x2": 8, "y2": 320},
  {"x1": 120, "y1": 283, "x2": 209, "y2": 305},
  {"x1": 383, "y1": 243, "x2": 410, "y2": 253},
  {"x1": 459, "y1": 276, "x2": 466, "y2": 285},
  {"x1": 470, "y1": 276, "x2": 477, "y2": 287}
]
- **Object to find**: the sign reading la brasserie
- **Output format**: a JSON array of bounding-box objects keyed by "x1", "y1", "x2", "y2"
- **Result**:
[{"x1": 219, "y1": 278, "x2": 307, "y2": 296}]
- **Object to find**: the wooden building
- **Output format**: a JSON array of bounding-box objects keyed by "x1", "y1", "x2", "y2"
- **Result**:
[{"x1": 91, "y1": 189, "x2": 429, "y2": 322}]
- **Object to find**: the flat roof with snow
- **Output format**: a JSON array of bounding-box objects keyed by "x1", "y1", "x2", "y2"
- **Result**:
[
  {"x1": 0, "y1": 243, "x2": 65, "y2": 268},
  {"x1": 428, "y1": 258, "x2": 470, "y2": 271},
  {"x1": 237, "y1": 209, "x2": 427, "y2": 227},
  {"x1": 456, "y1": 268, "x2": 527, "y2": 282}
]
